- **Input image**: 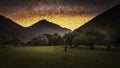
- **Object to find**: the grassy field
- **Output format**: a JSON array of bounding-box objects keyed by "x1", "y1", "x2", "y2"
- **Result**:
[{"x1": 0, "y1": 46, "x2": 120, "y2": 68}]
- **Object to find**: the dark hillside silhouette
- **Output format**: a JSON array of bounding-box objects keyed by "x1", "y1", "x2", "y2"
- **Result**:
[
  {"x1": 0, "y1": 15, "x2": 30, "y2": 43},
  {"x1": 74, "y1": 3, "x2": 120, "y2": 33},
  {"x1": 27, "y1": 19, "x2": 71, "y2": 39},
  {"x1": 73, "y1": 3, "x2": 120, "y2": 46},
  {"x1": 0, "y1": 16, "x2": 71, "y2": 43}
]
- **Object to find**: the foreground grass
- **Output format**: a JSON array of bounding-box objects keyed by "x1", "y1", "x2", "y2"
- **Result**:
[{"x1": 0, "y1": 46, "x2": 120, "y2": 68}]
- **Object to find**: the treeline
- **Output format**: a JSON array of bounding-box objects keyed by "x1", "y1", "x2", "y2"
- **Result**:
[
  {"x1": 65, "y1": 29, "x2": 120, "y2": 50},
  {"x1": 27, "y1": 29, "x2": 120, "y2": 50},
  {"x1": 1, "y1": 28, "x2": 120, "y2": 50},
  {"x1": 0, "y1": 35, "x2": 21, "y2": 48},
  {"x1": 28, "y1": 33, "x2": 64, "y2": 45}
]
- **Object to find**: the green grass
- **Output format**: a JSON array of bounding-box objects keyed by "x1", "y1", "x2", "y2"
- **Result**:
[{"x1": 0, "y1": 46, "x2": 120, "y2": 68}]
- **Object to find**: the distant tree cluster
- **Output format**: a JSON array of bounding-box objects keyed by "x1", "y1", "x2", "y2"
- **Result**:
[
  {"x1": 0, "y1": 35, "x2": 21, "y2": 47},
  {"x1": 64, "y1": 29, "x2": 120, "y2": 50},
  {"x1": 26, "y1": 28, "x2": 120, "y2": 51},
  {"x1": 28, "y1": 33, "x2": 63, "y2": 46},
  {"x1": 1, "y1": 27, "x2": 119, "y2": 51}
]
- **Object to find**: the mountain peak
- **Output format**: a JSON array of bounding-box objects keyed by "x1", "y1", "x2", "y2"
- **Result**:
[
  {"x1": 39, "y1": 19, "x2": 49, "y2": 22},
  {"x1": 38, "y1": 19, "x2": 55, "y2": 25},
  {"x1": 30, "y1": 19, "x2": 61, "y2": 28},
  {"x1": 0, "y1": 15, "x2": 71, "y2": 42},
  {"x1": 32, "y1": 19, "x2": 50, "y2": 25},
  {"x1": 28, "y1": 19, "x2": 72, "y2": 36}
]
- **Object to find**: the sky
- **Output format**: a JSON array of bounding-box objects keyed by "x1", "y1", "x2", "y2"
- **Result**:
[{"x1": 0, "y1": 0, "x2": 120, "y2": 30}]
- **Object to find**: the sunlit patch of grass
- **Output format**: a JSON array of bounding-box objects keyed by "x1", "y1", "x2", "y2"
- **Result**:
[{"x1": 0, "y1": 46, "x2": 120, "y2": 68}]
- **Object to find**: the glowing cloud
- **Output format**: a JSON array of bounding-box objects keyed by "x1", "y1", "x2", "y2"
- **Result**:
[{"x1": 0, "y1": 0, "x2": 120, "y2": 30}]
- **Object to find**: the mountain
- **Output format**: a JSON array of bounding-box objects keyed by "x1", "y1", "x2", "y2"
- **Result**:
[
  {"x1": 0, "y1": 15, "x2": 31, "y2": 43},
  {"x1": 74, "y1": 3, "x2": 120, "y2": 33},
  {"x1": 27, "y1": 19, "x2": 71, "y2": 38},
  {"x1": 0, "y1": 16, "x2": 71, "y2": 43}
]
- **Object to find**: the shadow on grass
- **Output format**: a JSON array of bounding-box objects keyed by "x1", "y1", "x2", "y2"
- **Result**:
[{"x1": 62, "y1": 45, "x2": 120, "y2": 52}]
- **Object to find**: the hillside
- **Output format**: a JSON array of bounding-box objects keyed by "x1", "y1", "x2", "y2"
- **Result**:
[
  {"x1": 27, "y1": 20, "x2": 71, "y2": 37},
  {"x1": 74, "y1": 3, "x2": 120, "y2": 33},
  {"x1": 0, "y1": 15, "x2": 30, "y2": 43},
  {"x1": 0, "y1": 16, "x2": 71, "y2": 43}
]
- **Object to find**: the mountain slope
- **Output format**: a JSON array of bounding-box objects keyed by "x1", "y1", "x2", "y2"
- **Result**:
[
  {"x1": 74, "y1": 3, "x2": 120, "y2": 33},
  {"x1": 0, "y1": 15, "x2": 31, "y2": 43},
  {"x1": 27, "y1": 20, "x2": 71, "y2": 37},
  {"x1": 0, "y1": 16, "x2": 71, "y2": 43}
]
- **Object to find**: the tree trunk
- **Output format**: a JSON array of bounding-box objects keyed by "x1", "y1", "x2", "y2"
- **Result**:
[
  {"x1": 90, "y1": 44, "x2": 94, "y2": 49},
  {"x1": 70, "y1": 45, "x2": 73, "y2": 48},
  {"x1": 107, "y1": 44, "x2": 111, "y2": 51},
  {"x1": 74, "y1": 44, "x2": 78, "y2": 48},
  {"x1": 65, "y1": 45, "x2": 67, "y2": 52}
]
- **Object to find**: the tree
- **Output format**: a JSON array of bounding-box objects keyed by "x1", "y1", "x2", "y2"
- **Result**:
[
  {"x1": 10, "y1": 37, "x2": 21, "y2": 46},
  {"x1": 102, "y1": 27, "x2": 120, "y2": 50},
  {"x1": 43, "y1": 34, "x2": 53, "y2": 45},
  {"x1": 72, "y1": 33, "x2": 86, "y2": 47},
  {"x1": 28, "y1": 35, "x2": 48, "y2": 45},
  {"x1": 43, "y1": 33, "x2": 63, "y2": 45},
  {"x1": 104, "y1": 35, "x2": 113, "y2": 50},
  {"x1": 52, "y1": 33, "x2": 63, "y2": 45},
  {"x1": 64, "y1": 33, "x2": 75, "y2": 52},
  {"x1": 29, "y1": 34, "x2": 63, "y2": 46},
  {"x1": 0, "y1": 35, "x2": 21, "y2": 47},
  {"x1": 111, "y1": 27, "x2": 120, "y2": 45},
  {"x1": 64, "y1": 33, "x2": 75, "y2": 48},
  {"x1": 85, "y1": 30, "x2": 105, "y2": 49}
]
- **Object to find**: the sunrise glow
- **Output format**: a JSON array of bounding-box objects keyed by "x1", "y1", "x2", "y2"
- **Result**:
[
  {"x1": 6, "y1": 14, "x2": 95, "y2": 30},
  {"x1": 1, "y1": 0, "x2": 119, "y2": 30}
]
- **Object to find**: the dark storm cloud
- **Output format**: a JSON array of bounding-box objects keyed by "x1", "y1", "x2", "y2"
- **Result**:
[{"x1": 0, "y1": 0, "x2": 120, "y2": 15}]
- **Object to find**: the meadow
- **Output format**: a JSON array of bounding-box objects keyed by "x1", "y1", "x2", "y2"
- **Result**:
[{"x1": 0, "y1": 45, "x2": 120, "y2": 68}]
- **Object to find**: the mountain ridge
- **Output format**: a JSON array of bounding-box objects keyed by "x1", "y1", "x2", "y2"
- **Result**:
[
  {"x1": 27, "y1": 19, "x2": 72, "y2": 38},
  {"x1": 0, "y1": 15, "x2": 71, "y2": 43},
  {"x1": 73, "y1": 3, "x2": 120, "y2": 33}
]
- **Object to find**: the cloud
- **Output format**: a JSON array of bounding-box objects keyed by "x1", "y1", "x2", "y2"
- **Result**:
[
  {"x1": 0, "y1": 0, "x2": 120, "y2": 20},
  {"x1": 0, "y1": 0, "x2": 120, "y2": 15},
  {"x1": 0, "y1": 0, "x2": 120, "y2": 30}
]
